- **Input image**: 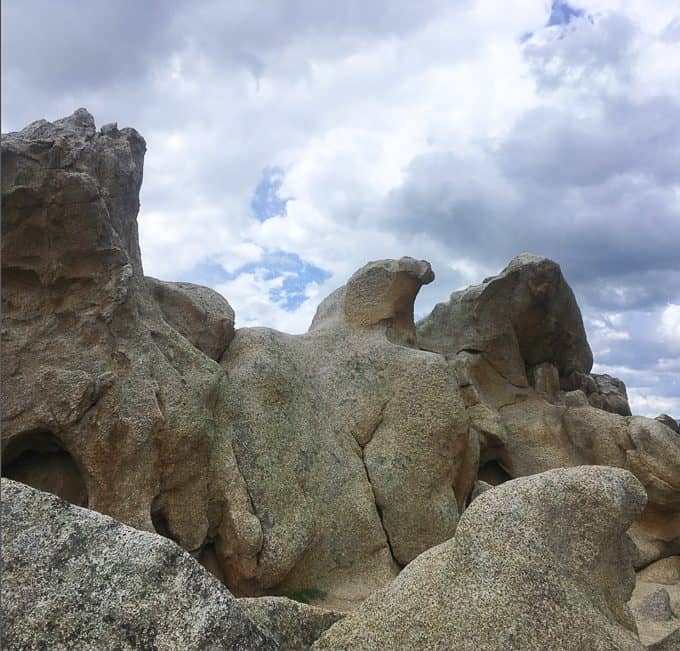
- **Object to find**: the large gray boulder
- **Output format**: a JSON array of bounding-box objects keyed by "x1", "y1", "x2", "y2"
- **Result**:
[
  {"x1": 0, "y1": 479, "x2": 277, "y2": 650},
  {"x1": 314, "y1": 466, "x2": 647, "y2": 650}
]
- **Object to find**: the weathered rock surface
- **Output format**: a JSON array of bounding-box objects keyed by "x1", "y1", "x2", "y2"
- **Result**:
[
  {"x1": 218, "y1": 256, "x2": 476, "y2": 604},
  {"x1": 314, "y1": 466, "x2": 647, "y2": 650},
  {"x1": 562, "y1": 370, "x2": 632, "y2": 416},
  {"x1": 418, "y1": 254, "x2": 680, "y2": 567},
  {"x1": 239, "y1": 597, "x2": 344, "y2": 650},
  {"x1": 1, "y1": 108, "x2": 247, "y2": 563},
  {"x1": 1, "y1": 111, "x2": 476, "y2": 608},
  {"x1": 0, "y1": 479, "x2": 277, "y2": 650},
  {"x1": 630, "y1": 556, "x2": 680, "y2": 648},
  {"x1": 418, "y1": 253, "x2": 594, "y2": 387},
  {"x1": 656, "y1": 414, "x2": 680, "y2": 435},
  {"x1": 145, "y1": 276, "x2": 235, "y2": 361}
]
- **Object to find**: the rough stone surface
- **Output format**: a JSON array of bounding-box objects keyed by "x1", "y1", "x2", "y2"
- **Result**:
[
  {"x1": 418, "y1": 252, "x2": 594, "y2": 386},
  {"x1": 219, "y1": 256, "x2": 476, "y2": 605},
  {"x1": 562, "y1": 370, "x2": 632, "y2": 416},
  {"x1": 630, "y1": 557, "x2": 680, "y2": 647},
  {"x1": 314, "y1": 467, "x2": 647, "y2": 650},
  {"x1": 0, "y1": 479, "x2": 277, "y2": 650},
  {"x1": 146, "y1": 276, "x2": 235, "y2": 361},
  {"x1": 239, "y1": 597, "x2": 344, "y2": 650},
  {"x1": 656, "y1": 414, "x2": 680, "y2": 435},
  {"x1": 1, "y1": 111, "x2": 477, "y2": 608},
  {"x1": 418, "y1": 254, "x2": 680, "y2": 567}
]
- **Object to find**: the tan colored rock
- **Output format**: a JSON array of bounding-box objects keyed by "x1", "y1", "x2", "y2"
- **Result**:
[
  {"x1": 218, "y1": 257, "x2": 476, "y2": 605},
  {"x1": 418, "y1": 252, "x2": 593, "y2": 386},
  {"x1": 146, "y1": 276, "x2": 235, "y2": 361},
  {"x1": 418, "y1": 254, "x2": 680, "y2": 567},
  {"x1": 314, "y1": 467, "x2": 647, "y2": 650},
  {"x1": 1, "y1": 111, "x2": 477, "y2": 609},
  {"x1": 630, "y1": 556, "x2": 680, "y2": 647}
]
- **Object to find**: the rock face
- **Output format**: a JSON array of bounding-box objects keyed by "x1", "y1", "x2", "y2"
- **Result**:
[
  {"x1": 630, "y1": 556, "x2": 680, "y2": 648},
  {"x1": 1, "y1": 110, "x2": 476, "y2": 607},
  {"x1": 218, "y1": 256, "x2": 476, "y2": 604},
  {"x1": 418, "y1": 253, "x2": 594, "y2": 387},
  {"x1": 239, "y1": 597, "x2": 344, "y2": 650},
  {"x1": 314, "y1": 466, "x2": 647, "y2": 650},
  {"x1": 417, "y1": 254, "x2": 680, "y2": 568},
  {"x1": 1, "y1": 109, "x2": 245, "y2": 563},
  {"x1": 0, "y1": 479, "x2": 277, "y2": 650}
]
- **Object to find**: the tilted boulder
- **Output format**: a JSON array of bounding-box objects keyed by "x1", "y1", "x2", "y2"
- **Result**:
[
  {"x1": 418, "y1": 252, "x2": 593, "y2": 387},
  {"x1": 417, "y1": 254, "x2": 680, "y2": 567},
  {"x1": 314, "y1": 466, "x2": 647, "y2": 651},
  {"x1": 0, "y1": 479, "x2": 277, "y2": 650}
]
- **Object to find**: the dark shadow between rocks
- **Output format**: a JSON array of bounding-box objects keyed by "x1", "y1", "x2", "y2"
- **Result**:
[{"x1": 1, "y1": 429, "x2": 88, "y2": 507}]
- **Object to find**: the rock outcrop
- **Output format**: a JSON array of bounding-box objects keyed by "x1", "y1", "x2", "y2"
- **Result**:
[
  {"x1": 417, "y1": 254, "x2": 680, "y2": 567},
  {"x1": 1, "y1": 479, "x2": 277, "y2": 650},
  {"x1": 314, "y1": 466, "x2": 647, "y2": 650},
  {"x1": 218, "y1": 256, "x2": 476, "y2": 604},
  {"x1": 1, "y1": 110, "x2": 476, "y2": 608}
]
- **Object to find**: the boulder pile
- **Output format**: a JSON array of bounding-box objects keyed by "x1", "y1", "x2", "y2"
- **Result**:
[{"x1": 2, "y1": 110, "x2": 679, "y2": 649}]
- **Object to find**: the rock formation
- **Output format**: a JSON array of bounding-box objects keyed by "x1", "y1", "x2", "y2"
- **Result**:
[
  {"x1": 417, "y1": 253, "x2": 680, "y2": 568},
  {"x1": 314, "y1": 466, "x2": 647, "y2": 650},
  {"x1": 1, "y1": 110, "x2": 476, "y2": 608},
  {"x1": 1, "y1": 478, "x2": 277, "y2": 650},
  {"x1": 630, "y1": 556, "x2": 680, "y2": 648},
  {"x1": 3, "y1": 109, "x2": 680, "y2": 648}
]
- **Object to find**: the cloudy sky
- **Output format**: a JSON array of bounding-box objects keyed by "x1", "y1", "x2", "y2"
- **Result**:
[{"x1": 3, "y1": 0, "x2": 679, "y2": 417}]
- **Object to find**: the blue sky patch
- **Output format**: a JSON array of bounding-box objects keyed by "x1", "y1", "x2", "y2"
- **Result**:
[
  {"x1": 183, "y1": 250, "x2": 331, "y2": 312},
  {"x1": 547, "y1": 1, "x2": 584, "y2": 27},
  {"x1": 250, "y1": 166, "x2": 291, "y2": 222}
]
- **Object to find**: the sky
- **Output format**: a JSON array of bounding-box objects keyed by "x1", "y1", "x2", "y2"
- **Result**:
[{"x1": 3, "y1": 0, "x2": 680, "y2": 418}]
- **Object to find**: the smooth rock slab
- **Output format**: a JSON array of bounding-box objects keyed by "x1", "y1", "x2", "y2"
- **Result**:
[{"x1": 0, "y1": 479, "x2": 277, "y2": 650}]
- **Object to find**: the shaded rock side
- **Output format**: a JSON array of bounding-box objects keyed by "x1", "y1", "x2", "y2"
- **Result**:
[
  {"x1": 314, "y1": 466, "x2": 647, "y2": 651},
  {"x1": 417, "y1": 254, "x2": 680, "y2": 568},
  {"x1": 0, "y1": 479, "x2": 277, "y2": 650},
  {"x1": 630, "y1": 556, "x2": 680, "y2": 648},
  {"x1": 417, "y1": 252, "x2": 593, "y2": 387},
  {"x1": 239, "y1": 597, "x2": 344, "y2": 650},
  {"x1": 218, "y1": 257, "x2": 477, "y2": 606}
]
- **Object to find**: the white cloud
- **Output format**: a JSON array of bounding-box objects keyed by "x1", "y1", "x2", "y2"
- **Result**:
[
  {"x1": 659, "y1": 304, "x2": 680, "y2": 346},
  {"x1": 3, "y1": 0, "x2": 680, "y2": 414}
]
